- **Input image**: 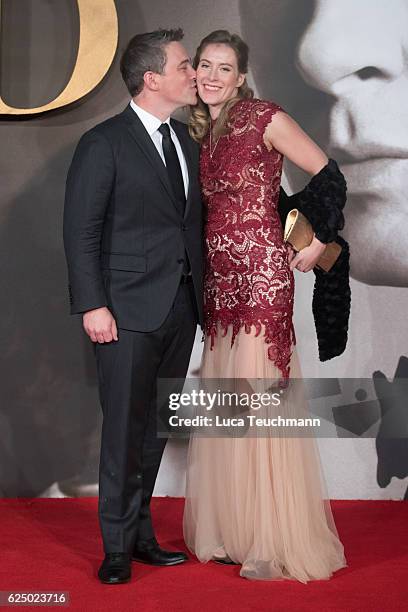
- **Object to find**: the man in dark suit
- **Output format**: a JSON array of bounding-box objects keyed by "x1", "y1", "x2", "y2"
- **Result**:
[{"x1": 63, "y1": 29, "x2": 203, "y2": 584}]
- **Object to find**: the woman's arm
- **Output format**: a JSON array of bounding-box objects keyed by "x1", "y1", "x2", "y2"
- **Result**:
[
  {"x1": 264, "y1": 112, "x2": 328, "y2": 175},
  {"x1": 264, "y1": 112, "x2": 329, "y2": 272}
]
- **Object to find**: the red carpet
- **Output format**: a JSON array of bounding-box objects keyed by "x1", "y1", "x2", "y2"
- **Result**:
[{"x1": 0, "y1": 498, "x2": 407, "y2": 611}]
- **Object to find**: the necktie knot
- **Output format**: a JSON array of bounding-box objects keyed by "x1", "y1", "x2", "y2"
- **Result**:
[{"x1": 158, "y1": 123, "x2": 171, "y2": 139}]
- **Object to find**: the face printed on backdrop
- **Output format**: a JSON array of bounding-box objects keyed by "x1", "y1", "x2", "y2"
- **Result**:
[{"x1": 240, "y1": 0, "x2": 408, "y2": 288}]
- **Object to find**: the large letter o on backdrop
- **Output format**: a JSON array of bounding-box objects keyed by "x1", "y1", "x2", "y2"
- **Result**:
[{"x1": 0, "y1": 0, "x2": 118, "y2": 116}]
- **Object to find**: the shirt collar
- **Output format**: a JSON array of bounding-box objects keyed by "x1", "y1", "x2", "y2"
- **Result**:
[{"x1": 129, "y1": 100, "x2": 171, "y2": 137}]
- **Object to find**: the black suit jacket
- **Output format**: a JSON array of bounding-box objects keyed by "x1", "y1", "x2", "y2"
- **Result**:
[{"x1": 63, "y1": 105, "x2": 203, "y2": 331}]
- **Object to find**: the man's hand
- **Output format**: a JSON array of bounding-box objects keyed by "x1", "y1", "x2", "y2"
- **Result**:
[
  {"x1": 83, "y1": 307, "x2": 118, "y2": 343},
  {"x1": 290, "y1": 237, "x2": 327, "y2": 273}
]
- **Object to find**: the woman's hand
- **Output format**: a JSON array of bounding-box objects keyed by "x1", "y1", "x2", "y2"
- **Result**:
[
  {"x1": 290, "y1": 237, "x2": 327, "y2": 273},
  {"x1": 286, "y1": 244, "x2": 296, "y2": 265}
]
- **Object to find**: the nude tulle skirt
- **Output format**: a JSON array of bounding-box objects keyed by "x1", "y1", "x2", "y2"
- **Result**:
[{"x1": 183, "y1": 326, "x2": 347, "y2": 582}]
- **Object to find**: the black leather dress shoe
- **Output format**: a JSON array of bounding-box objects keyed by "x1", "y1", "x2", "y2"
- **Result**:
[
  {"x1": 132, "y1": 539, "x2": 188, "y2": 566},
  {"x1": 98, "y1": 553, "x2": 131, "y2": 584}
]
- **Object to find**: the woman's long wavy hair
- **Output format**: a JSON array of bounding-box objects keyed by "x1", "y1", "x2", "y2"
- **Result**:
[{"x1": 189, "y1": 30, "x2": 254, "y2": 144}]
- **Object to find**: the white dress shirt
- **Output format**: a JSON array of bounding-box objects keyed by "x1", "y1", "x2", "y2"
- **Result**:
[{"x1": 130, "y1": 100, "x2": 189, "y2": 198}]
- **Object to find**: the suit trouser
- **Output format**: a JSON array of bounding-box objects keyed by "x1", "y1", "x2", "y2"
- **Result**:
[{"x1": 95, "y1": 281, "x2": 197, "y2": 553}]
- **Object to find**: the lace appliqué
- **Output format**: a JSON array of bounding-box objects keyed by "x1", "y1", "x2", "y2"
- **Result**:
[{"x1": 201, "y1": 99, "x2": 296, "y2": 379}]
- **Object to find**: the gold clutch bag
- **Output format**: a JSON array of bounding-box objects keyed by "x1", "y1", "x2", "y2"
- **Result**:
[{"x1": 284, "y1": 209, "x2": 342, "y2": 272}]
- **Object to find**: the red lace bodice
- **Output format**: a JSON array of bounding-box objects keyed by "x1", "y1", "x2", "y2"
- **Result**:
[{"x1": 201, "y1": 99, "x2": 295, "y2": 378}]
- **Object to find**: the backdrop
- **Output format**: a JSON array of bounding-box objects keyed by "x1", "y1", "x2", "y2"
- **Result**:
[{"x1": 1, "y1": 0, "x2": 407, "y2": 499}]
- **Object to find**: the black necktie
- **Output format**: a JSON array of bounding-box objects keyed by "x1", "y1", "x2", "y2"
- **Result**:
[{"x1": 158, "y1": 123, "x2": 186, "y2": 216}]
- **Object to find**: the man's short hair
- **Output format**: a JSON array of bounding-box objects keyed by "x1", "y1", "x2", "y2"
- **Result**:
[{"x1": 120, "y1": 28, "x2": 184, "y2": 97}]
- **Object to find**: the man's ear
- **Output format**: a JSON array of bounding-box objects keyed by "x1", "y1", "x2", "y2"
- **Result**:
[{"x1": 143, "y1": 71, "x2": 160, "y2": 92}]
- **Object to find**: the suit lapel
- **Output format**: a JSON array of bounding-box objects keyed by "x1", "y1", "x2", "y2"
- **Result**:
[
  {"x1": 170, "y1": 118, "x2": 194, "y2": 219},
  {"x1": 121, "y1": 106, "x2": 177, "y2": 208}
]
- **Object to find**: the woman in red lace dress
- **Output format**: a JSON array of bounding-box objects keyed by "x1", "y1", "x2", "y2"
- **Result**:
[{"x1": 183, "y1": 30, "x2": 347, "y2": 581}]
